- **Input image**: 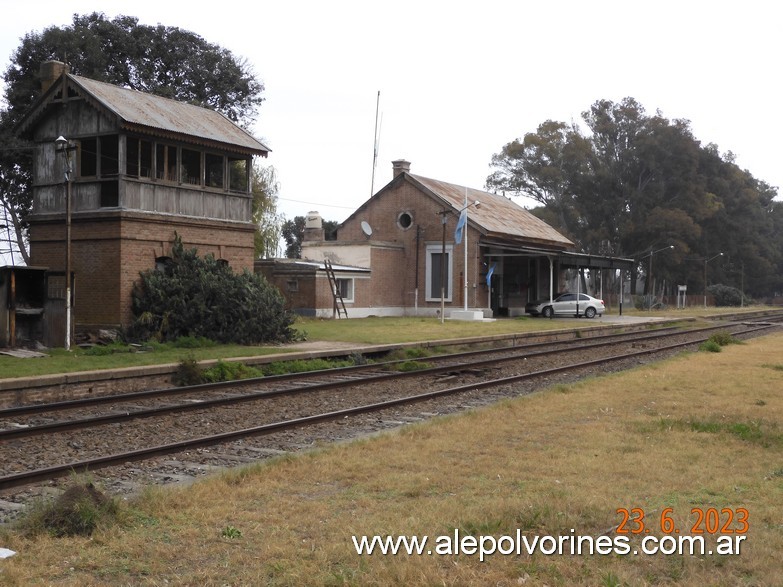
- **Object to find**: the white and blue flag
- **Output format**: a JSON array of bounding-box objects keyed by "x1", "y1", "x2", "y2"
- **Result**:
[
  {"x1": 454, "y1": 208, "x2": 467, "y2": 244},
  {"x1": 486, "y1": 263, "x2": 496, "y2": 286}
]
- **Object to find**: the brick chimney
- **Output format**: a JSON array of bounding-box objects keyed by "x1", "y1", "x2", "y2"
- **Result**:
[
  {"x1": 39, "y1": 60, "x2": 69, "y2": 93},
  {"x1": 392, "y1": 159, "x2": 411, "y2": 178}
]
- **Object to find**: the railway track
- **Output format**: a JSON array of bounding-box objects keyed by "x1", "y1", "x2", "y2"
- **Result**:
[{"x1": 1, "y1": 314, "x2": 781, "y2": 521}]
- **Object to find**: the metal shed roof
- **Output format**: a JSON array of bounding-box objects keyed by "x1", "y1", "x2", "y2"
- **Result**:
[
  {"x1": 410, "y1": 174, "x2": 574, "y2": 249},
  {"x1": 18, "y1": 73, "x2": 270, "y2": 156}
]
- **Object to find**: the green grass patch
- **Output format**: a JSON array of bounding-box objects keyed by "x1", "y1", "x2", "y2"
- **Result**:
[
  {"x1": 260, "y1": 357, "x2": 357, "y2": 376},
  {"x1": 202, "y1": 360, "x2": 265, "y2": 383},
  {"x1": 659, "y1": 417, "x2": 781, "y2": 447},
  {"x1": 174, "y1": 356, "x2": 363, "y2": 385},
  {"x1": 292, "y1": 315, "x2": 585, "y2": 345},
  {"x1": 392, "y1": 360, "x2": 433, "y2": 372},
  {"x1": 0, "y1": 342, "x2": 289, "y2": 380},
  {"x1": 699, "y1": 331, "x2": 743, "y2": 352}
]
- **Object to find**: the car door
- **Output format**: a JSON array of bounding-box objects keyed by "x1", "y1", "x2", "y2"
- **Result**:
[{"x1": 552, "y1": 293, "x2": 576, "y2": 315}]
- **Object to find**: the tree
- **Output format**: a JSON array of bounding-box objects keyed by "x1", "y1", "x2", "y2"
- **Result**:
[
  {"x1": 281, "y1": 216, "x2": 338, "y2": 259},
  {"x1": 281, "y1": 216, "x2": 307, "y2": 259},
  {"x1": 487, "y1": 120, "x2": 591, "y2": 241},
  {"x1": 1, "y1": 12, "x2": 265, "y2": 262},
  {"x1": 487, "y1": 97, "x2": 781, "y2": 298},
  {"x1": 129, "y1": 236, "x2": 295, "y2": 344},
  {"x1": 252, "y1": 164, "x2": 282, "y2": 258}
]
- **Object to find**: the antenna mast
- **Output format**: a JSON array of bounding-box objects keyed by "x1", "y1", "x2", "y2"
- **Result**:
[{"x1": 370, "y1": 90, "x2": 380, "y2": 197}]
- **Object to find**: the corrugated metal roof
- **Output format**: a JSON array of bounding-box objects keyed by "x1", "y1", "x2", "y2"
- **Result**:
[
  {"x1": 67, "y1": 74, "x2": 270, "y2": 155},
  {"x1": 272, "y1": 259, "x2": 371, "y2": 272},
  {"x1": 410, "y1": 174, "x2": 574, "y2": 248}
]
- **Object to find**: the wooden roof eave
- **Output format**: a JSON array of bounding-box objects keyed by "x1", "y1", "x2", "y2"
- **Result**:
[{"x1": 121, "y1": 122, "x2": 267, "y2": 157}]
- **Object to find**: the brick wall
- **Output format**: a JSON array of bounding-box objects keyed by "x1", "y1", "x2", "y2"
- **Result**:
[
  {"x1": 337, "y1": 177, "x2": 485, "y2": 312},
  {"x1": 29, "y1": 210, "x2": 254, "y2": 329}
]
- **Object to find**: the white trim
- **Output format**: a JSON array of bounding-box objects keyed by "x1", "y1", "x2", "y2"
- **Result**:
[
  {"x1": 335, "y1": 277, "x2": 355, "y2": 303},
  {"x1": 425, "y1": 243, "x2": 453, "y2": 302}
]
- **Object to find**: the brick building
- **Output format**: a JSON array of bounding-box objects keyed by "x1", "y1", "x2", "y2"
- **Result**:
[
  {"x1": 259, "y1": 160, "x2": 631, "y2": 319},
  {"x1": 16, "y1": 61, "x2": 269, "y2": 334}
]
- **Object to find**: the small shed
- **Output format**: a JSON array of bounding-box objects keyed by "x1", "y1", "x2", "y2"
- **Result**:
[
  {"x1": 0, "y1": 266, "x2": 48, "y2": 347},
  {"x1": 255, "y1": 258, "x2": 371, "y2": 318}
]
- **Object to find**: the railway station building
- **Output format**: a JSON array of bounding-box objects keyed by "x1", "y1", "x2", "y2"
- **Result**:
[{"x1": 257, "y1": 160, "x2": 634, "y2": 319}]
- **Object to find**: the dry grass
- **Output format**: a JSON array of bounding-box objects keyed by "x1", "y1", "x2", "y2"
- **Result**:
[{"x1": 2, "y1": 333, "x2": 782, "y2": 586}]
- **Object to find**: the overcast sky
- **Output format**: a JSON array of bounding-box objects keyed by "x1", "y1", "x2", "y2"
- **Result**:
[{"x1": 2, "y1": 0, "x2": 780, "y2": 239}]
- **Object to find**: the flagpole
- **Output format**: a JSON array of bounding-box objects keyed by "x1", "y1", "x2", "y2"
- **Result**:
[{"x1": 463, "y1": 186, "x2": 468, "y2": 311}]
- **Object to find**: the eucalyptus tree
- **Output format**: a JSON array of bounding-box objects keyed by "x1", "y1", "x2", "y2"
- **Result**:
[{"x1": 487, "y1": 97, "x2": 780, "y2": 298}]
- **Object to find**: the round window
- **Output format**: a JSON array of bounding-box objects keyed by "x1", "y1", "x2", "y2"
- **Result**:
[{"x1": 397, "y1": 211, "x2": 413, "y2": 230}]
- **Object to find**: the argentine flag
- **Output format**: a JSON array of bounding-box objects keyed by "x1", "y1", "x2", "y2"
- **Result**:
[
  {"x1": 454, "y1": 208, "x2": 468, "y2": 244},
  {"x1": 486, "y1": 263, "x2": 496, "y2": 286}
]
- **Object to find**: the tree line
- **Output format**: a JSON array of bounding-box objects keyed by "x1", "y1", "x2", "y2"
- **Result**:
[{"x1": 486, "y1": 97, "x2": 782, "y2": 299}]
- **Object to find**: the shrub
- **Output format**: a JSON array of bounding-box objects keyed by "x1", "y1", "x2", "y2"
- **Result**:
[
  {"x1": 16, "y1": 482, "x2": 120, "y2": 537},
  {"x1": 129, "y1": 235, "x2": 296, "y2": 345},
  {"x1": 699, "y1": 340, "x2": 722, "y2": 353},
  {"x1": 709, "y1": 331, "x2": 741, "y2": 346},
  {"x1": 707, "y1": 284, "x2": 748, "y2": 307},
  {"x1": 174, "y1": 356, "x2": 204, "y2": 386}
]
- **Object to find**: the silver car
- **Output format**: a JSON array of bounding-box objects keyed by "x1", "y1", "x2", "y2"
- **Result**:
[{"x1": 525, "y1": 293, "x2": 605, "y2": 319}]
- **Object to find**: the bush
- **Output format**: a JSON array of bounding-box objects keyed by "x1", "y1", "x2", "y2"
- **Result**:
[
  {"x1": 16, "y1": 482, "x2": 120, "y2": 537},
  {"x1": 129, "y1": 236, "x2": 296, "y2": 345},
  {"x1": 707, "y1": 284, "x2": 748, "y2": 307},
  {"x1": 699, "y1": 331, "x2": 741, "y2": 353},
  {"x1": 709, "y1": 331, "x2": 741, "y2": 346},
  {"x1": 699, "y1": 340, "x2": 722, "y2": 353},
  {"x1": 174, "y1": 356, "x2": 204, "y2": 386}
]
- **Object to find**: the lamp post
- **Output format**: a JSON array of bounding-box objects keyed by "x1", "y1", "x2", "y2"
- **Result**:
[
  {"x1": 644, "y1": 245, "x2": 674, "y2": 310},
  {"x1": 703, "y1": 252, "x2": 723, "y2": 308},
  {"x1": 55, "y1": 136, "x2": 76, "y2": 350},
  {"x1": 439, "y1": 210, "x2": 447, "y2": 324}
]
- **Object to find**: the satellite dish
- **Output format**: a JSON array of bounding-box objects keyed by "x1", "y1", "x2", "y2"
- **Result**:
[{"x1": 361, "y1": 221, "x2": 373, "y2": 237}]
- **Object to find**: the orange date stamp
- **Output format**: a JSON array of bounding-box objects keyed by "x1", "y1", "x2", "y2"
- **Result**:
[{"x1": 616, "y1": 507, "x2": 749, "y2": 535}]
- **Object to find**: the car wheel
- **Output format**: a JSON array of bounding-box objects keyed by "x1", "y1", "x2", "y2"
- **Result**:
[
  {"x1": 584, "y1": 307, "x2": 596, "y2": 319},
  {"x1": 542, "y1": 306, "x2": 553, "y2": 318}
]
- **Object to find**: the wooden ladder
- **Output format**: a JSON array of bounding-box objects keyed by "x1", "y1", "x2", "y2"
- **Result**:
[{"x1": 324, "y1": 259, "x2": 348, "y2": 319}]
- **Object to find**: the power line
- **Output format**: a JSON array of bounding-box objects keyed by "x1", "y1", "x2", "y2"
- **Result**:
[{"x1": 277, "y1": 197, "x2": 356, "y2": 210}]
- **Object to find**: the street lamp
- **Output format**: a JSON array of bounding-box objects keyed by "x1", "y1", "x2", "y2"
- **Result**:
[
  {"x1": 55, "y1": 135, "x2": 76, "y2": 350},
  {"x1": 704, "y1": 252, "x2": 723, "y2": 308},
  {"x1": 644, "y1": 245, "x2": 674, "y2": 310}
]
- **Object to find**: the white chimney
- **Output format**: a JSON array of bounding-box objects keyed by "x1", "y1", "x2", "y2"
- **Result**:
[
  {"x1": 303, "y1": 211, "x2": 324, "y2": 241},
  {"x1": 392, "y1": 159, "x2": 411, "y2": 178}
]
